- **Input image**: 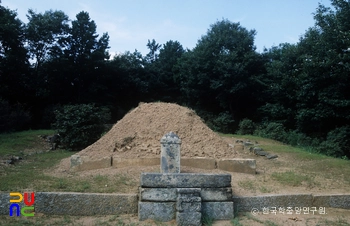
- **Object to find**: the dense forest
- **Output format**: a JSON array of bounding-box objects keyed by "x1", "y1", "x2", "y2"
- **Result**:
[{"x1": 1, "y1": 0, "x2": 349, "y2": 158}]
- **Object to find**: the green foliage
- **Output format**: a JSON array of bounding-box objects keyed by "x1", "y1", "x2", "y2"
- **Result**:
[
  {"x1": 237, "y1": 118, "x2": 256, "y2": 135},
  {"x1": 197, "y1": 110, "x2": 234, "y2": 133},
  {"x1": 318, "y1": 126, "x2": 350, "y2": 158},
  {"x1": 0, "y1": 99, "x2": 31, "y2": 133},
  {"x1": 25, "y1": 9, "x2": 70, "y2": 71},
  {"x1": 202, "y1": 215, "x2": 214, "y2": 226},
  {"x1": 175, "y1": 19, "x2": 263, "y2": 126},
  {"x1": 255, "y1": 122, "x2": 287, "y2": 142},
  {"x1": 53, "y1": 104, "x2": 111, "y2": 150},
  {"x1": 0, "y1": 1, "x2": 349, "y2": 158}
]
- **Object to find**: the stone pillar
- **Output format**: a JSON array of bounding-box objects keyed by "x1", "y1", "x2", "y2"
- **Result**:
[{"x1": 160, "y1": 132, "x2": 181, "y2": 173}]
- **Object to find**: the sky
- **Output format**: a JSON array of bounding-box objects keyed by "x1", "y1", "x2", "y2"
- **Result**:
[{"x1": 2, "y1": 0, "x2": 332, "y2": 57}]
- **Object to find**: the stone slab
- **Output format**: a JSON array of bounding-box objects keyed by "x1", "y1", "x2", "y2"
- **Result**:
[
  {"x1": 181, "y1": 158, "x2": 216, "y2": 170},
  {"x1": 233, "y1": 194, "x2": 313, "y2": 212},
  {"x1": 140, "y1": 188, "x2": 177, "y2": 201},
  {"x1": 112, "y1": 157, "x2": 159, "y2": 168},
  {"x1": 234, "y1": 144, "x2": 244, "y2": 152},
  {"x1": 35, "y1": 192, "x2": 137, "y2": 215},
  {"x1": 140, "y1": 173, "x2": 231, "y2": 188},
  {"x1": 313, "y1": 194, "x2": 350, "y2": 209},
  {"x1": 138, "y1": 202, "x2": 175, "y2": 221},
  {"x1": 177, "y1": 188, "x2": 201, "y2": 195},
  {"x1": 201, "y1": 188, "x2": 232, "y2": 201},
  {"x1": 176, "y1": 212, "x2": 201, "y2": 226},
  {"x1": 217, "y1": 158, "x2": 256, "y2": 174},
  {"x1": 202, "y1": 202, "x2": 234, "y2": 220},
  {"x1": 70, "y1": 155, "x2": 111, "y2": 172}
]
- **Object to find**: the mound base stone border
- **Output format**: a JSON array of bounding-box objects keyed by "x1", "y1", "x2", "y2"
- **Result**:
[{"x1": 70, "y1": 155, "x2": 256, "y2": 174}]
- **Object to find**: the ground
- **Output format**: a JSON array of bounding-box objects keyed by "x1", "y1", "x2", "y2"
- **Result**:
[
  {"x1": 1, "y1": 125, "x2": 349, "y2": 225},
  {"x1": 42, "y1": 135, "x2": 350, "y2": 225}
]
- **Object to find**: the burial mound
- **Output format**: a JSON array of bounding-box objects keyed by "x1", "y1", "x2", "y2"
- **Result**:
[{"x1": 77, "y1": 102, "x2": 234, "y2": 160}]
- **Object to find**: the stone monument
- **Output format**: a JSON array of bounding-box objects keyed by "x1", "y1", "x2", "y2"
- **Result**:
[
  {"x1": 139, "y1": 132, "x2": 234, "y2": 225},
  {"x1": 160, "y1": 131, "x2": 181, "y2": 173}
]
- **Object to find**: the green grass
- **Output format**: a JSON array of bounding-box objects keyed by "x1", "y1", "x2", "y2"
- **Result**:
[
  {"x1": 271, "y1": 170, "x2": 314, "y2": 187},
  {"x1": 0, "y1": 130, "x2": 55, "y2": 156},
  {"x1": 0, "y1": 130, "x2": 139, "y2": 193},
  {"x1": 0, "y1": 150, "x2": 73, "y2": 192},
  {"x1": 222, "y1": 133, "x2": 350, "y2": 186},
  {"x1": 238, "y1": 180, "x2": 256, "y2": 192},
  {"x1": 319, "y1": 218, "x2": 350, "y2": 226},
  {"x1": 271, "y1": 170, "x2": 320, "y2": 189}
]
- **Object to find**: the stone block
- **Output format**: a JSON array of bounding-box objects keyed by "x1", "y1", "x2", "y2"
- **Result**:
[
  {"x1": 70, "y1": 155, "x2": 111, "y2": 171},
  {"x1": 138, "y1": 202, "x2": 175, "y2": 222},
  {"x1": 112, "y1": 157, "x2": 159, "y2": 168},
  {"x1": 176, "y1": 212, "x2": 201, "y2": 226},
  {"x1": 140, "y1": 188, "x2": 177, "y2": 201},
  {"x1": 202, "y1": 202, "x2": 234, "y2": 220},
  {"x1": 140, "y1": 173, "x2": 231, "y2": 188},
  {"x1": 233, "y1": 194, "x2": 313, "y2": 212},
  {"x1": 234, "y1": 144, "x2": 244, "y2": 152},
  {"x1": 313, "y1": 194, "x2": 350, "y2": 209},
  {"x1": 35, "y1": 192, "x2": 137, "y2": 215},
  {"x1": 176, "y1": 189, "x2": 201, "y2": 212},
  {"x1": 181, "y1": 158, "x2": 216, "y2": 170},
  {"x1": 217, "y1": 158, "x2": 256, "y2": 174},
  {"x1": 201, "y1": 188, "x2": 232, "y2": 201},
  {"x1": 176, "y1": 197, "x2": 201, "y2": 212}
]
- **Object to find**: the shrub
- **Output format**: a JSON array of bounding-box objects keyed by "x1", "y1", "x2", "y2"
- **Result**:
[
  {"x1": 53, "y1": 104, "x2": 111, "y2": 150},
  {"x1": 237, "y1": 118, "x2": 256, "y2": 135},
  {"x1": 200, "y1": 111, "x2": 234, "y2": 133},
  {"x1": 318, "y1": 126, "x2": 350, "y2": 158},
  {"x1": 255, "y1": 122, "x2": 287, "y2": 142},
  {"x1": 0, "y1": 99, "x2": 31, "y2": 133},
  {"x1": 284, "y1": 130, "x2": 315, "y2": 147},
  {"x1": 211, "y1": 111, "x2": 235, "y2": 133}
]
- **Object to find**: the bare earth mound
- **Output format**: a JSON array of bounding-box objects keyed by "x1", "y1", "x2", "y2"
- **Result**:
[{"x1": 77, "y1": 102, "x2": 235, "y2": 160}]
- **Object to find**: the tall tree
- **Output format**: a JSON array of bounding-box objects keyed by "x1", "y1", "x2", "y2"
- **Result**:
[
  {"x1": 156, "y1": 40, "x2": 185, "y2": 101},
  {"x1": 295, "y1": 0, "x2": 350, "y2": 134},
  {"x1": 176, "y1": 19, "x2": 264, "y2": 125},
  {"x1": 0, "y1": 5, "x2": 28, "y2": 102},
  {"x1": 64, "y1": 11, "x2": 110, "y2": 102},
  {"x1": 258, "y1": 43, "x2": 301, "y2": 128},
  {"x1": 25, "y1": 9, "x2": 69, "y2": 72},
  {"x1": 145, "y1": 39, "x2": 161, "y2": 63}
]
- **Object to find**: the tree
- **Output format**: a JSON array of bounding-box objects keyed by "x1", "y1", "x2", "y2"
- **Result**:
[
  {"x1": 258, "y1": 43, "x2": 301, "y2": 129},
  {"x1": 62, "y1": 11, "x2": 110, "y2": 102},
  {"x1": 175, "y1": 19, "x2": 264, "y2": 130},
  {"x1": 295, "y1": 0, "x2": 350, "y2": 135},
  {"x1": 145, "y1": 39, "x2": 161, "y2": 63},
  {"x1": 25, "y1": 9, "x2": 69, "y2": 72},
  {"x1": 156, "y1": 40, "x2": 185, "y2": 101},
  {"x1": 0, "y1": 5, "x2": 29, "y2": 103},
  {"x1": 144, "y1": 40, "x2": 185, "y2": 102}
]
